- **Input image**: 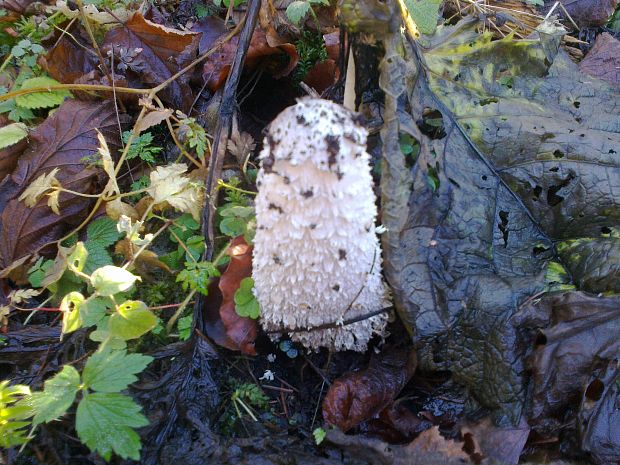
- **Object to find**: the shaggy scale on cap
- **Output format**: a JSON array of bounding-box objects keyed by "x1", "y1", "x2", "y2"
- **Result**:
[{"x1": 252, "y1": 98, "x2": 390, "y2": 351}]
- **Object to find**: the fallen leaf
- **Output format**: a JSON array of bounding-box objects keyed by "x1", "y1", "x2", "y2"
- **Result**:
[
  {"x1": 102, "y1": 12, "x2": 200, "y2": 112},
  {"x1": 42, "y1": 25, "x2": 99, "y2": 84},
  {"x1": 0, "y1": 100, "x2": 126, "y2": 268},
  {"x1": 147, "y1": 163, "x2": 204, "y2": 221},
  {"x1": 326, "y1": 426, "x2": 472, "y2": 464},
  {"x1": 50, "y1": 0, "x2": 132, "y2": 25},
  {"x1": 377, "y1": 18, "x2": 620, "y2": 422},
  {"x1": 543, "y1": 0, "x2": 619, "y2": 27},
  {"x1": 134, "y1": 109, "x2": 173, "y2": 134},
  {"x1": 578, "y1": 361, "x2": 620, "y2": 464},
  {"x1": 460, "y1": 417, "x2": 530, "y2": 465},
  {"x1": 200, "y1": 19, "x2": 298, "y2": 91},
  {"x1": 579, "y1": 32, "x2": 620, "y2": 87},
  {"x1": 323, "y1": 349, "x2": 416, "y2": 432},
  {"x1": 522, "y1": 292, "x2": 620, "y2": 428},
  {"x1": 205, "y1": 236, "x2": 257, "y2": 355},
  {"x1": 0, "y1": 134, "x2": 27, "y2": 181}
]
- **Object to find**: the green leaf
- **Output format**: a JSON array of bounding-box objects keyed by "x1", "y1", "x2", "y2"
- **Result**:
[
  {"x1": 29, "y1": 365, "x2": 80, "y2": 426},
  {"x1": 234, "y1": 277, "x2": 260, "y2": 319},
  {"x1": 313, "y1": 427, "x2": 326, "y2": 445},
  {"x1": 177, "y1": 314, "x2": 192, "y2": 340},
  {"x1": 109, "y1": 300, "x2": 157, "y2": 340},
  {"x1": 0, "y1": 122, "x2": 27, "y2": 149},
  {"x1": 76, "y1": 392, "x2": 148, "y2": 461},
  {"x1": 80, "y1": 296, "x2": 109, "y2": 327},
  {"x1": 67, "y1": 241, "x2": 88, "y2": 273},
  {"x1": 60, "y1": 291, "x2": 84, "y2": 334},
  {"x1": 91, "y1": 266, "x2": 140, "y2": 296},
  {"x1": 83, "y1": 348, "x2": 153, "y2": 393},
  {"x1": 15, "y1": 76, "x2": 71, "y2": 110},
  {"x1": 404, "y1": 0, "x2": 442, "y2": 35},
  {"x1": 286, "y1": 1, "x2": 311, "y2": 25},
  {"x1": 28, "y1": 257, "x2": 54, "y2": 288},
  {"x1": 83, "y1": 243, "x2": 113, "y2": 275},
  {"x1": 87, "y1": 217, "x2": 122, "y2": 247}
]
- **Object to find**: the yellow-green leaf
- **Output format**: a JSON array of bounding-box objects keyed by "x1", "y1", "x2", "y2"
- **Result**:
[
  {"x1": 15, "y1": 77, "x2": 71, "y2": 110},
  {"x1": 0, "y1": 123, "x2": 27, "y2": 150},
  {"x1": 108, "y1": 300, "x2": 156, "y2": 340}
]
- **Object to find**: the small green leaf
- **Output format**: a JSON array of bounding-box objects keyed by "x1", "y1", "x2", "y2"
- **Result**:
[
  {"x1": 83, "y1": 348, "x2": 153, "y2": 393},
  {"x1": 0, "y1": 122, "x2": 27, "y2": 150},
  {"x1": 29, "y1": 365, "x2": 80, "y2": 426},
  {"x1": 404, "y1": 0, "x2": 443, "y2": 35},
  {"x1": 234, "y1": 277, "x2": 260, "y2": 319},
  {"x1": 67, "y1": 241, "x2": 88, "y2": 273},
  {"x1": 76, "y1": 392, "x2": 148, "y2": 461},
  {"x1": 15, "y1": 76, "x2": 71, "y2": 110},
  {"x1": 60, "y1": 291, "x2": 84, "y2": 334},
  {"x1": 91, "y1": 266, "x2": 140, "y2": 296},
  {"x1": 80, "y1": 296, "x2": 109, "y2": 327},
  {"x1": 313, "y1": 427, "x2": 326, "y2": 445},
  {"x1": 87, "y1": 217, "x2": 122, "y2": 247},
  {"x1": 286, "y1": 1, "x2": 311, "y2": 25},
  {"x1": 177, "y1": 314, "x2": 192, "y2": 340},
  {"x1": 109, "y1": 300, "x2": 157, "y2": 340}
]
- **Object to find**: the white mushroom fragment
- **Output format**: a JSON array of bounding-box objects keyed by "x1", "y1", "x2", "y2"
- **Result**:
[{"x1": 252, "y1": 98, "x2": 390, "y2": 351}]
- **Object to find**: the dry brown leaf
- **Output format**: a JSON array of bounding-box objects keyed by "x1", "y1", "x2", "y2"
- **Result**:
[
  {"x1": 134, "y1": 109, "x2": 173, "y2": 134},
  {"x1": 102, "y1": 12, "x2": 200, "y2": 112},
  {"x1": 200, "y1": 20, "x2": 299, "y2": 91},
  {"x1": 323, "y1": 349, "x2": 417, "y2": 432}
]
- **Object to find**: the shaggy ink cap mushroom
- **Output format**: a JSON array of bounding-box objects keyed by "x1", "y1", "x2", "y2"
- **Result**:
[{"x1": 252, "y1": 98, "x2": 390, "y2": 352}]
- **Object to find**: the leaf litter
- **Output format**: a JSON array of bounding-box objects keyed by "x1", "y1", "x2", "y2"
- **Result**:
[{"x1": 0, "y1": 0, "x2": 619, "y2": 464}]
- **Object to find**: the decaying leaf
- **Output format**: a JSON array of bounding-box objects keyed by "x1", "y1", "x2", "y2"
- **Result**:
[
  {"x1": 42, "y1": 24, "x2": 100, "y2": 84},
  {"x1": 543, "y1": 0, "x2": 619, "y2": 27},
  {"x1": 200, "y1": 18, "x2": 299, "y2": 91},
  {"x1": 102, "y1": 12, "x2": 200, "y2": 112},
  {"x1": 0, "y1": 100, "x2": 125, "y2": 268},
  {"x1": 205, "y1": 236, "x2": 257, "y2": 355},
  {"x1": 49, "y1": 0, "x2": 132, "y2": 25},
  {"x1": 579, "y1": 33, "x2": 620, "y2": 87},
  {"x1": 460, "y1": 417, "x2": 530, "y2": 465},
  {"x1": 376, "y1": 16, "x2": 620, "y2": 422},
  {"x1": 518, "y1": 293, "x2": 620, "y2": 429},
  {"x1": 323, "y1": 349, "x2": 416, "y2": 432},
  {"x1": 326, "y1": 426, "x2": 472, "y2": 465}
]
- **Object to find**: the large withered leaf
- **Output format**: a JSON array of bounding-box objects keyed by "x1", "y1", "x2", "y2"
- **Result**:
[
  {"x1": 102, "y1": 12, "x2": 200, "y2": 112},
  {"x1": 377, "y1": 18, "x2": 620, "y2": 422},
  {"x1": 0, "y1": 100, "x2": 125, "y2": 268}
]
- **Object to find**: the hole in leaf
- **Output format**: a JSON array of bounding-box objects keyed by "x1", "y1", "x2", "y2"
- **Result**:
[
  {"x1": 553, "y1": 150, "x2": 564, "y2": 159},
  {"x1": 417, "y1": 108, "x2": 446, "y2": 140},
  {"x1": 533, "y1": 185, "x2": 543, "y2": 201},
  {"x1": 573, "y1": 101, "x2": 580, "y2": 109},
  {"x1": 535, "y1": 331, "x2": 547, "y2": 346},
  {"x1": 601, "y1": 226, "x2": 611, "y2": 234},
  {"x1": 498, "y1": 210, "x2": 509, "y2": 247},
  {"x1": 585, "y1": 379, "x2": 604, "y2": 401},
  {"x1": 533, "y1": 245, "x2": 548, "y2": 256},
  {"x1": 547, "y1": 174, "x2": 574, "y2": 207},
  {"x1": 549, "y1": 167, "x2": 559, "y2": 172}
]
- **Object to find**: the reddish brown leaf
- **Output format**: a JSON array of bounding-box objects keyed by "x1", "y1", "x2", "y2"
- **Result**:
[
  {"x1": 579, "y1": 33, "x2": 620, "y2": 87},
  {"x1": 0, "y1": 132, "x2": 27, "y2": 181},
  {"x1": 323, "y1": 349, "x2": 417, "y2": 432},
  {"x1": 0, "y1": 0, "x2": 35, "y2": 14},
  {"x1": 205, "y1": 236, "x2": 257, "y2": 355},
  {"x1": 0, "y1": 100, "x2": 125, "y2": 268},
  {"x1": 102, "y1": 12, "x2": 200, "y2": 112},
  {"x1": 42, "y1": 26, "x2": 99, "y2": 84},
  {"x1": 303, "y1": 59, "x2": 339, "y2": 94},
  {"x1": 201, "y1": 22, "x2": 298, "y2": 92}
]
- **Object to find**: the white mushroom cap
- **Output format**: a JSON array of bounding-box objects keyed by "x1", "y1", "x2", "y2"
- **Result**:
[{"x1": 252, "y1": 99, "x2": 390, "y2": 352}]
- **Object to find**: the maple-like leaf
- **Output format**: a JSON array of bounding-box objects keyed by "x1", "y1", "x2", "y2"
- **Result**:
[
  {"x1": 147, "y1": 164, "x2": 204, "y2": 221},
  {"x1": 18, "y1": 168, "x2": 61, "y2": 208}
]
